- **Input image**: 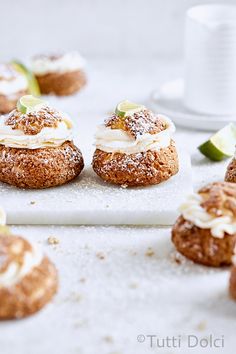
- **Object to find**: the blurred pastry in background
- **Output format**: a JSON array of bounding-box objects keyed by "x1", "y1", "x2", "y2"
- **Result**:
[
  {"x1": 31, "y1": 52, "x2": 86, "y2": 96},
  {"x1": 92, "y1": 100, "x2": 179, "y2": 187},
  {"x1": 0, "y1": 232, "x2": 58, "y2": 319},
  {"x1": 172, "y1": 182, "x2": 236, "y2": 267},
  {"x1": 229, "y1": 254, "x2": 236, "y2": 300},
  {"x1": 0, "y1": 95, "x2": 84, "y2": 189},
  {"x1": 0, "y1": 64, "x2": 28, "y2": 114},
  {"x1": 225, "y1": 151, "x2": 236, "y2": 183}
]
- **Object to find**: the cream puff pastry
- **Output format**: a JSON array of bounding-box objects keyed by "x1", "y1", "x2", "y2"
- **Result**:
[
  {"x1": 31, "y1": 52, "x2": 86, "y2": 96},
  {"x1": 0, "y1": 233, "x2": 58, "y2": 319},
  {"x1": 0, "y1": 95, "x2": 84, "y2": 188},
  {"x1": 92, "y1": 101, "x2": 179, "y2": 186},
  {"x1": 172, "y1": 182, "x2": 236, "y2": 267},
  {"x1": 229, "y1": 254, "x2": 236, "y2": 300}
]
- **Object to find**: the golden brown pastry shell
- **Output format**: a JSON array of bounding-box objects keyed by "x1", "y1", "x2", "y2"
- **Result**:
[
  {"x1": 0, "y1": 141, "x2": 84, "y2": 189},
  {"x1": 229, "y1": 265, "x2": 236, "y2": 300},
  {"x1": 225, "y1": 158, "x2": 236, "y2": 183},
  {"x1": 172, "y1": 216, "x2": 236, "y2": 267},
  {"x1": 0, "y1": 256, "x2": 58, "y2": 320},
  {"x1": 35, "y1": 70, "x2": 86, "y2": 96},
  {"x1": 92, "y1": 140, "x2": 179, "y2": 187}
]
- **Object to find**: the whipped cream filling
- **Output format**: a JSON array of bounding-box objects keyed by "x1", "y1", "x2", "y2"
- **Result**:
[
  {"x1": 0, "y1": 73, "x2": 28, "y2": 96},
  {"x1": 95, "y1": 115, "x2": 175, "y2": 154},
  {"x1": 180, "y1": 193, "x2": 236, "y2": 238},
  {"x1": 31, "y1": 51, "x2": 86, "y2": 75},
  {"x1": 0, "y1": 245, "x2": 43, "y2": 287},
  {"x1": 0, "y1": 116, "x2": 73, "y2": 149}
]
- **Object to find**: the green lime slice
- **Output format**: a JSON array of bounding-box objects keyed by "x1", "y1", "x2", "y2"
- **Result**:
[
  {"x1": 11, "y1": 60, "x2": 41, "y2": 96},
  {"x1": 0, "y1": 225, "x2": 11, "y2": 235},
  {"x1": 198, "y1": 123, "x2": 236, "y2": 161},
  {"x1": 115, "y1": 100, "x2": 144, "y2": 117},
  {"x1": 17, "y1": 95, "x2": 46, "y2": 114}
]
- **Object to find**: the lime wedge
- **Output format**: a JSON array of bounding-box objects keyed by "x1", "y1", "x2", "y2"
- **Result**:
[
  {"x1": 198, "y1": 123, "x2": 236, "y2": 161},
  {"x1": 11, "y1": 60, "x2": 41, "y2": 96},
  {"x1": 17, "y1": 95, "x2": 46, "y2": 114},
  {"x1": 115, "y1": 100, "x2": 144, "y2": 117},
  {"x1": 0, "y1": 225, "x2": 11, "y2": 235}
]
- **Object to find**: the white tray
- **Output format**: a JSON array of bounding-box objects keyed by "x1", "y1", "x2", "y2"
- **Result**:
[{"x1": 0, "y1": 149, "x2": 192, "y2": 225}]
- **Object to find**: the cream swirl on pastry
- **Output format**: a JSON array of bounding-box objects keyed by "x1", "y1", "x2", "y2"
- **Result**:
[
  {"x1": 0, "y1": 64, "x2": 28, "y2": 96},
  {"x1": 95, "y1": 115, "x2": 175, "y2": 154},
  {"x1": 0, "y1": 110, "x2": 73, "y2": 149},
  {"x1": 180, "y1": 193, "x2": 236, "y2": 238},
  {"x1": 0, "y1": 244, "x2": 43, "y2": 287},
  {"x1": 31, "y1": 52, "x2": 86, "y2": 75}
]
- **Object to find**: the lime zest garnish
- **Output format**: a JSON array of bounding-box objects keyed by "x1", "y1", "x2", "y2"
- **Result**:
[
  {"x1": 115, "y1": 100, "x2": 145, "y2": 118},
  {"x1": 198, "y1": 123, "x2": 236, "y2": 161},
  {"x1": 11, "y1": 60, "x2": 41, "y2": 96},
  {"x1": 17, "y1": 95, "x2": 46, "y2": 114}
]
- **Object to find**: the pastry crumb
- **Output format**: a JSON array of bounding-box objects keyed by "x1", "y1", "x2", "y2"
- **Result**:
[
  {"x1": 130, "y1": 282, "x2": 138, "y2": 289},
  {"x1": 30, "y1": 201, "x2": 36, "y2": 205},
  {"x1": 71, "y1": 292, "x2": 82, "y2": 303},
  {"x1": 103, "y1": 335, "x2": 113, "y2": 343},
  {"x1": 196, "y1": 321, "x2": 207, "y2": 331},
  {"x1": 170, "y1": 252, "x2": 183, "y2": 265},
  {"x1": 47, "y1": 236, "x2": 60, "y2": 245},
  {"x1": 131, "y1": 251, "x2": 137, "y2": 256},
  {"x1": 96, "y1": 252, "x2": 106, "y2": 260},
  {"x1": 145, "y1": 247, "x2": 155, "y2": 257},
  {"x1": 174, "y1": 254, "x2": 183, "y2": 265},
  {"x1": 121, "y1": 184, "x2": 128, "y2": 189}
]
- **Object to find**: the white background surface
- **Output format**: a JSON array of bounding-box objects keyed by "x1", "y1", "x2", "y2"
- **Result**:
[
  {"x1": 0, "y1": 0, "x2": 236, "y2": 61},
  {"x1": 1, "y1": 0, "x2": 236, "y2": 353}
]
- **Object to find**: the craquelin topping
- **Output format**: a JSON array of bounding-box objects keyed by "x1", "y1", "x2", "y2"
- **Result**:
[
  {"x1": 199, "y1": 182, "x2": 236, "y2": 217},
  {"x1": 5, "y1": 106, "x2": 63, "y2": 135},
  {"x1": 105, "y1": 109, "x2": 166, "y2": 139}
]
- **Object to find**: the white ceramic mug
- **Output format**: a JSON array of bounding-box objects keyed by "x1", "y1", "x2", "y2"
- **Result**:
[{"x1": 184, "y1": 4, "x2": 236, "y2": 116}]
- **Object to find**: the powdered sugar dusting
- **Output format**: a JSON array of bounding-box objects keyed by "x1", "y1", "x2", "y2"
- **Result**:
[
  {"x1": 106, "y1": 109, "x2": 166, "y2": 139},
  {"x1": 6, "y1": 106, "x2": 63, "y2": 135}
]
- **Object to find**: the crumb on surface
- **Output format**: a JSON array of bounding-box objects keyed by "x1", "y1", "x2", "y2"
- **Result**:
[
  {"x1": 196, "y1": 321, "x2": 207, "y2": 331},
  {"x1": 47, "y1": 236, "x2": 60, "y2": 245},
  {"x1": 130, "y1": 251, "x2": 137, "y2": 256},
  {"x1": 129, "y1": 282, "x2": 138, "y2": 289},
  {"x1": 174, "y1": 254, "x2": 183, "y2": 265},
  {"x1": 145, "y1": 247, "x2": 155, "y2": 257},
  {"x1": 103, "y1": 335, "x2": 114, "y2": 343},
  {"x1": 71, "y1": 292, "x2": 82, "y2": 303},
  {"x1": 96, "y1": 252, "x2": 106, "y2": 260},
  {"x1": 30, "y1": 201, "x2": 36, "y2": 205}
]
